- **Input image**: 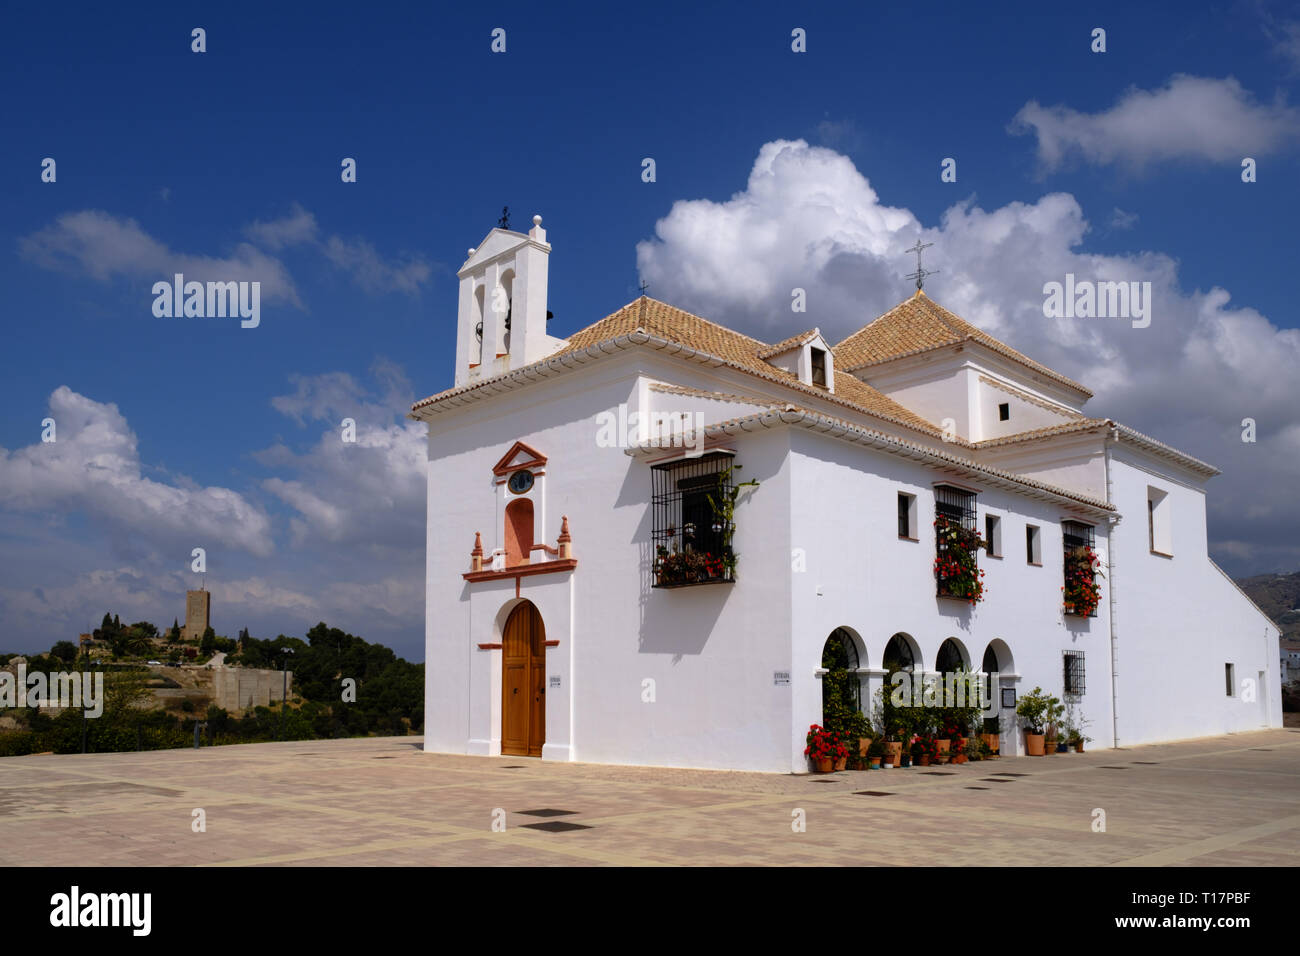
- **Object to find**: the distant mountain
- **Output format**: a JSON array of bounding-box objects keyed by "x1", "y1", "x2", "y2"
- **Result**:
[{"x1": 1234, "y1": 571, "x2": 1300, "y2": 640}]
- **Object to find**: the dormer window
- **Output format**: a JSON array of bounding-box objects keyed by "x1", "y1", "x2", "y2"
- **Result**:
[{"x1": 811, "y1": 348, "x2": 827, "y2": 387}]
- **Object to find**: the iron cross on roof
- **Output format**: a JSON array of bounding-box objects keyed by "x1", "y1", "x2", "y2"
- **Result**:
[{"x1": 904, "y1": 239, "x2": 938, "y2": 291}]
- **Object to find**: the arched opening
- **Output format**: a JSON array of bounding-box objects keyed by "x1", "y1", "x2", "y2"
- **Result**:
[
  {"x1": 883, "y1": 633, "x2": 917, "y2": 673},
  {"x1": 501, "y1": 601, "x2": 545, "y2": 757},
  {"x1": 500, "y1": 269, "x2": 515, "y2": 354},
  {"x1": 821, "y1": 627, "x2": 862, "y2": 717},
  {"x1": 504, "y1": 498, "x2": 534, "y2": 566},
  {"x1": 981, "y1": 639, "x2": 1014, "y2": 734},
  {"x1": 471, "y1": 284, "x2": 485, "y2": 364},
  {"x1": 936, "y1": 637, "x2": 968, "y2": 675}
]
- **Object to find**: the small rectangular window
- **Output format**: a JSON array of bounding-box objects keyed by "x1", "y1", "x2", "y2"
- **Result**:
[
  {"x1": 1026, "y1": 524, "x2": 1041, "y2": 564},
  {"x1": 1148, "y1": 487, "x2": 1171, "y2": 554},
  {"x1": 985, "y1": 514, "x2": 1001, "y2": 557},
  {"x1": 1225, "y1": 663, "x2": 1235, "y2": 697},
  {"x1": 998, "y1": 402, "x2": 1010, "y2": 421},
  {"x1": 1064, "y1": 650, "x2": 1085, "y2": 696},
  {"x1": 810, "y1": 348, "x2": 827, "y2": 386},
  {"x1": 898, "y1": 492, "x2": 916, "y2": 538}
]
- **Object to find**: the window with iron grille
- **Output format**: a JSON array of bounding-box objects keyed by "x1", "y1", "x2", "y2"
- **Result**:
[
  {"x1": 1063, "y1": 650, "x2": 1085, "y2": 696},
  {"x1": 935, "y1": 485, "x2": 977, "y2": 530},
  {"x1": 1062, "y1": 520, "x2": 1094, "y2": 550},
  {"x1": 1062, "y1": 520, "x2": 1100, "y2": 617},
  {"x1": 651, "y1": 452, "x2": 735, "y2": 588},
  {"x1": 934, "y1": 485, "x2": 980, "y2": 599}
]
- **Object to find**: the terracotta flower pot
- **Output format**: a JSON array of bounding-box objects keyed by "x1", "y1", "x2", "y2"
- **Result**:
[
  {"x1": 981, "y1": 733, "x2": 1000, "y2": 755},
  {"x1": 1074, "y1": 741, "x2": 1084, "y2": 753},
  {"x1": 869, "y1": 757, "x2": 882, "y2": 768},
  {"x1": 918, "y1": 755, "x2": 931, "y2": 766},
  {"x1": 813, "y1": 757, "x2": 834, "y2": 773},
  {"x1": 1025, "y1": 733, "x2": 1045, "y2": 756},
  {"x1": 859, "y1": 737, "x2": 872, "y2": 757},
  {"x1": 935, "y1": 739, "x2": 951, "y2": 754},
  {"x1": 834, "y1": 755, "x2": 847, "y2": 771},
  {"x1": 885, "y1": 741, "x2": 902, "y2": 766},
  {"x1": 954, "y1": 754, "x2": 968, "y2": 764}
]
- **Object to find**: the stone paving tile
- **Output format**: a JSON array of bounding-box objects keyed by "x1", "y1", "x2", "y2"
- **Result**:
[{"x1": 0, "y1": 730, "x2": 1296, "y2": 865}]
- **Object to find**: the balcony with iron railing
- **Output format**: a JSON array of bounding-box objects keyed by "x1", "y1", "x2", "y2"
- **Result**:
[
  {"x1": 1062, "y1": 520, "x2": 1101, "y2": 617},
  {"x1": 933, "y1": 485, "x2": 985, "y2": 604}
]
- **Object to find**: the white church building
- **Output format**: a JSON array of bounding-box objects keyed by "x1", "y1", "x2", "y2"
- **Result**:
[{"x1": 410, "y1": 216, "x2": 1282, "y2": 773}]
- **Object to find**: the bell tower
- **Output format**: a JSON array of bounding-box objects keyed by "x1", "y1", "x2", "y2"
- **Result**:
[{"x1": 453, "y1": 214, "x2": 566, "y2": 387}]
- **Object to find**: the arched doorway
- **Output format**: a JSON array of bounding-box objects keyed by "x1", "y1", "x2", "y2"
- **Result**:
[
  {"x1": 883, "y1": 633, "x2": 916, "y2": 673},
  {"x1": 982, "y1": 640, "x2": 1014, "y2": 734},
  {"x1": 936, "y1": 638, "x2": 968, "y2": 675},
  {"x1": 821, "y1": 628, "x2": 862, "y2": 719},
  {"x1": 502, "y1": 601, "x2": 545, "y2": 756}
]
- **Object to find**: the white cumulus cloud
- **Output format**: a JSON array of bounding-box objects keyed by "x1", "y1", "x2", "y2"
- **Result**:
[
  {"x1": 1010, "y1": 74, "x2": 1300, "y2": 171},
  {"x1": 636, "y1": 138, "x2": 1300, "y2": 572},
  {"x1": 0, "y1": 387, "x2": 275, "y2": 557}
]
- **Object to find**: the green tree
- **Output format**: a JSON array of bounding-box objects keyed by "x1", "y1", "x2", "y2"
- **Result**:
[
  {"x1": 50, "y1": 641, "x2": 79, "y2": 664},
  {"x1": 119, "y1": 628, "x2": 154, "y2": 658}
]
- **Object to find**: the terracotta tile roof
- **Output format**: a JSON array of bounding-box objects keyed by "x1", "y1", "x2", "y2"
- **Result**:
[
  {"x1": 834, "y1": 291, "x2": 1093, "y2": 397},
  {"x1": 974, "y1": 419, "x2": 1111, "y2": 448},
  {"x1": 523, "y1": 296, "x2": 944, "y2": 436},
  {"x1": 973, "y1": 418, "x2": 1219, "y2": 476},
  {"x1": 648, "y1": 384, "x2": 778, "y2": 405},
  {"x1": 757, "y1": 328, "x2": 820, "y2": 359}
]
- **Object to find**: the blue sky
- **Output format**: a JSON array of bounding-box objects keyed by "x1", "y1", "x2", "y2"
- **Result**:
[{"x1": 2, "y1": 0, "x2": 1298, "y2": 659}]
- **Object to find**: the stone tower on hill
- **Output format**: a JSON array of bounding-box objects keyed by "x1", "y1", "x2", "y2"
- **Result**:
[{"x1": 180, "y1": 589, "x2": 210, "y2": 642}]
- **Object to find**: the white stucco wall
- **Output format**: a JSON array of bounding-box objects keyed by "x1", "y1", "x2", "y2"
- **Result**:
[
  {"x1": 787, "y1": 430, "x2": 1116, "y2": 762},
  {"x1": 420, "y1": 347, "x2": 1279, "y2": 773},
  {"x1": 1104, "y1": 448, "x2": 1279, "y2": 745}
]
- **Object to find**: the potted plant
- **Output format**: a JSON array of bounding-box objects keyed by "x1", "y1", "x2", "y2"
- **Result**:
[
  {"x1": 930, "y1": 710, "x2": 950, "y2": 762},
  {"x1": 951, "y1": 735, "x2": 967, "y2": 764},
  {"x1": 884, "y1": 724, "x2": 904, "y2": 767},
  {"x1": 909, "y1": 736, "x2": 925, "y2": 766},
  {"x1": 1016, "y1": 687, "x2": 1057, "y2": 756},
  {"x1": 1044, "y1": 697, "x2": 1065, "y2": 754},
  {"x1": 933, "y1": 515, "x2": 988, "y2": 604},
  {"x1": 833, "y1": 728, "x2": 850, "y2": 771},
  {"x1": 867, "y1": 737, "x2": 886, "y2": 769},
  {"x1": 845, "y1": 710, "x2": 873, "y2": 758},
  {"x1": 981, "y1": 713, "x2": 1002, "y2": 758},
  {"x1": 1062, "y1": 545, "x2": 1104, "y2": 616},
  {"x1": 804, "y1": 724, "x2": 839, "y2": 773},
  {"x1": 704, "y1": 464, "x2": 759, "y2": 583}
]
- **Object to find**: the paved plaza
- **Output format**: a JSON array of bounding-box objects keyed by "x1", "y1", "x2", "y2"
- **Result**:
[{"x1": 3, "y1": 729, "x2": 1298, "y2": 866}]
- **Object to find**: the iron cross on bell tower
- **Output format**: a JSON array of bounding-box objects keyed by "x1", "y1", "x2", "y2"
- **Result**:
[{"x1": 904, "y1": 239, "x2": 938, "y2": 291}]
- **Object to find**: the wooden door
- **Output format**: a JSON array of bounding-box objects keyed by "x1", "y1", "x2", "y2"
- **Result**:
[{"x1": 501, "y1": 602, "x2": 545, "y2": 757}]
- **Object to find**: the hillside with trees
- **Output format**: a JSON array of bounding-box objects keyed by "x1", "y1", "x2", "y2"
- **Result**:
[
  {"x1": 1235, "y1": 571, "x2": 1300, "y2": 640},
  {"x1": 0, "y1": 621, "x2": 423, "y2": 756}
]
